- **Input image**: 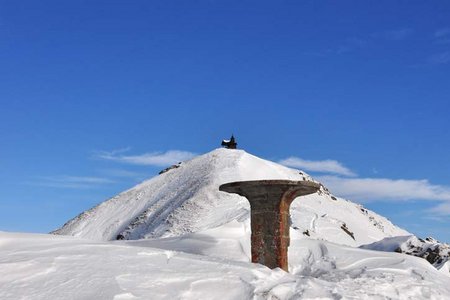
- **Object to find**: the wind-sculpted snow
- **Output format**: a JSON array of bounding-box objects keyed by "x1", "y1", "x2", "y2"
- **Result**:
[
  {"x1": 2, "y1": 228, "x2": 450, "y2": 299},
  {"x1": 8, "y1": 149, "x2": 449, "y2": 298},
  {"x1": 53, "y1": 148, "x2": 408, "y2": 247},
  {"x1": 361, "y1": 235, "x2": 450, "y2": 273}
]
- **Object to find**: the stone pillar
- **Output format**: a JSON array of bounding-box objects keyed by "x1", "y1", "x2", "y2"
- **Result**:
[{"x1": 219, "y1": 180, "x2": 320, "y2": 272}]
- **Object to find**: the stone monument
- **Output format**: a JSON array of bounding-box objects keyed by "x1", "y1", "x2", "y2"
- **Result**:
[{"x1": 219, "y1": 180, "x2": 320, "y2": 271}]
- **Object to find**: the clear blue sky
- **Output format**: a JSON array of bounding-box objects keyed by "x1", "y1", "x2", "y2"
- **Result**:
[{"x1": 1, "y1": 1, "x2": 450, "y2": 242}]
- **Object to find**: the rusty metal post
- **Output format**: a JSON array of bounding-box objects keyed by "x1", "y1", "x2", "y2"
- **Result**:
[{"x1": 219, "y1": 180, "x2": 320, "y2": 272}]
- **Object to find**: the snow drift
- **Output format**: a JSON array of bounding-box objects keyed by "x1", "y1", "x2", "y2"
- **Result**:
[
  {"x1": 2, "y1": 226, "x2": 450, "y2": 299},
  {"x1": 3, "y1": 148, "x2": 450, "y2": 299},
  {"x1": 362, "y1": 235, "x2": 450, "y2": 270}
]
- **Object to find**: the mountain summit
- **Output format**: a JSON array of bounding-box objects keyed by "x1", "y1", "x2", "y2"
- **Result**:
[
  {"x1": 5, "y1": 148, "x2": 449, "y2": 299},
  {"x1": 53, "y1": 148, "x2": 408, "y2": 246}
]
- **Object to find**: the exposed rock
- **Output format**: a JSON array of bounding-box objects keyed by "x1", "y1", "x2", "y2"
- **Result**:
[
  {"x1": 362, "y1": 235, "x2": 450, "y2": 271},
  {"x1": 340, "y1": 223, "x2": 355, "y2": 240},
  {"x1": 159, "y1": 163, "x2": 181, "y2": 175},
  {"x1": 396, "y1": 237, "x2": 450, "y2": 269}
]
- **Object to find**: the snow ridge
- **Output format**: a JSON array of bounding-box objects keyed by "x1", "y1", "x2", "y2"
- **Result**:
[
  {"x1": 53, "y1": 148, "x2": 408, "y2": 247},
  {"x1": 362, "y1": 235, "x2": 450, "y2": 271},
  {"x1": 4, "y1": 148, "x2": 450, "y2": 299}
]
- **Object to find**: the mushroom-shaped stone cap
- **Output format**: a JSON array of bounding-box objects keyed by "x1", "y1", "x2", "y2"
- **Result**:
[{"x1": 219, "y1": 180, "x2": 320, "y2": 199}]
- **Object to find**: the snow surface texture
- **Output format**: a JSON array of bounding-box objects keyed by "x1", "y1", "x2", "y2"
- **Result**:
[
  {"x1": 53, "y1": 148, "x2": 408, "y2": 247},
  {"x1": 4, "y1": 149, "x2": 450, "y2": 298},
  {"x1": 2, "y1": 227, "x2": 450, "y2": 299},
  {"x1": 362, "y1": 235, "x2": 450, "y2": 271}
]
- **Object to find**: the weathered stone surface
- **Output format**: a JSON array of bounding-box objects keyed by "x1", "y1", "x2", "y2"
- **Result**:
[{"x1": 219, "y1": 180, "x2": 320, "y2": 271}]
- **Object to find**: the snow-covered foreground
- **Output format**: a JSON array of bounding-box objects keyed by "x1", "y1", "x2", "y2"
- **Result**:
[
  {"x1": 2, "y1": 223, "x2": 450, "y2": 300},
  {"x1": 6, "y1": 148, "x2": 449, "y2": 298}
]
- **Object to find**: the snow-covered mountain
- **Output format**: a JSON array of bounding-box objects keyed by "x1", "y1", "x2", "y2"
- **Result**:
[
  {"x1": 53, "y1": 148, "x2": 408, "y2": 247},
  {"x1": 4, "y1": 148, "x2": 450, "y2": 299}
]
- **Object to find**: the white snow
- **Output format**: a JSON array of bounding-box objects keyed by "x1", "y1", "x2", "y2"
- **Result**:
[
  {"x1": 2, "y1": 228, "x2": 450, "y2": 299},
  {"x1": 440, "y1": 261, "x2": 450, "y2": 275},
  {"x1": 360, "y1": 235, "x2": 416, "y2": 252},
  {"x1": 4, "y1": 148, "x2": 449, "y2": 299},
  {"x1": 361, "y1": 235, "x2": 450, "y2": 271},
  {"x1": 53, "y1": 148, "x2": 408, "y2": 247}
]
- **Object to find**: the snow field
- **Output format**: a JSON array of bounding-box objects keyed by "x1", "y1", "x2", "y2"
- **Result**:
[
  {"x1": 2, "y1": 226, "x2": 450, "y2": 299},
  {"x1": 17, "y1": 148, "x2": 446, "y2": 298}
]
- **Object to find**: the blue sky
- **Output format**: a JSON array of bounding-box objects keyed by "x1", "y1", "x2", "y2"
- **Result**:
[{"x1": 1, "y1": 1, "x2": 450, "y2": 242}]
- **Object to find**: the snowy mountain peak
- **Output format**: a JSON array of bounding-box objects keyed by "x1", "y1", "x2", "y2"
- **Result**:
[
  {"x1": 12, "y1": 148, "x2": 450, "y2": 299},
  {"x1": 53, "y1": 148, "x2": 408, "y2": 246}
]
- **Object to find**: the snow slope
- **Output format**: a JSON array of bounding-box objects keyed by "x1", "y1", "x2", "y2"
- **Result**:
[
  {"x1": 2, "y1": 228, "x2": 450, "y2": 299},
  {"x1": 5, "y1": 149, "x2": 450, "y2": 298},
  {"x1": 361, "y1": 235, "x2": 450, "y2": 271},
  {"x1": 53, "y1": 148, "x2": 408, "y2": 247}
]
